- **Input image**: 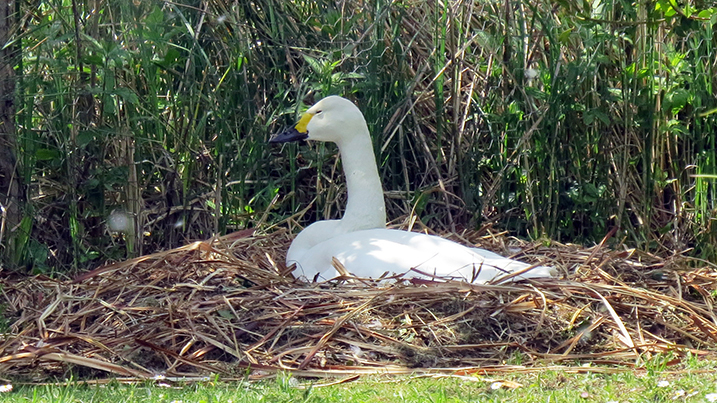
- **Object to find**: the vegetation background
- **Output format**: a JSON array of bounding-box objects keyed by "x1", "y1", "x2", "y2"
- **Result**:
[{"x1": 0, "y1": 0, "x2": 715, "y2": 274}]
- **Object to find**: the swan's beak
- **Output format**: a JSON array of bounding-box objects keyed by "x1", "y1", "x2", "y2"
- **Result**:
[
  {"x1": 269, "y1": 127, "x2": 309, "y2": 143},
  {"x1": 270, "y1": 111, "x2": 313, "y2": 143}
]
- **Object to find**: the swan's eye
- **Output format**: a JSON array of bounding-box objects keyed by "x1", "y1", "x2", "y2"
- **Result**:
[{"x1": 315, "y1": 110, "x2": 322, "y2": 115}]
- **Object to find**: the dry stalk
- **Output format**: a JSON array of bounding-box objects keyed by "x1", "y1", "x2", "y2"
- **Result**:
[{"x1": 1, "y1": 229, "x2": 716, "y2": 381}]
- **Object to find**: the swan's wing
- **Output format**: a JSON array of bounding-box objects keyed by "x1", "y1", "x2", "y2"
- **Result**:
[
  {"x1": 286, "y1": 220, "x2": 343, "y2": 264},
  {"x1": 292, "y1": 229, "x2": 554, "y2": 283}
]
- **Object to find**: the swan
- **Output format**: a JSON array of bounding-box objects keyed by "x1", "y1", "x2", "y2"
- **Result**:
[{"x1": 270, "y1": 96, "x2": 554, "y2": 283}]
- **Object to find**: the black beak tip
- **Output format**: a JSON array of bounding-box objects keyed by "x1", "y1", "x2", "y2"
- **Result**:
[{"x1": 269, "y1": 128, "x2": 309, "y2": 144}]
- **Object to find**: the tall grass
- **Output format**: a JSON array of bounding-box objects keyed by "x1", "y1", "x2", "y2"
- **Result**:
[{"x1": 3, "y1": 0, "x2": 716, "y2": 272}]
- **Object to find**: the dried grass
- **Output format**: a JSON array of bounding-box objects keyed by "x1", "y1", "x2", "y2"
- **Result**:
[{"x1": 1, "y1": 228, "x2": 716, "y2": 382}]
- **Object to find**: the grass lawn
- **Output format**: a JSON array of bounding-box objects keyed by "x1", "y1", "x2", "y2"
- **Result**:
[{"x1": 2, "y1": 359, "x2": 717, "y2": 403}]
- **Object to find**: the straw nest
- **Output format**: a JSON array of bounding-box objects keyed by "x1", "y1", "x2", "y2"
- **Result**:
[{"x1": 1, "y1": 228, "x2": 716, "y2": 382}]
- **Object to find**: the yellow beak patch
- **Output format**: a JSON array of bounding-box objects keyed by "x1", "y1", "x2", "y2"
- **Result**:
[{"x1": 295, "y1": 112, "x2": 314, "y2": 134}]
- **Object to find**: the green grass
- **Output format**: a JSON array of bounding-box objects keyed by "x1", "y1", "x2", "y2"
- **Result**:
[{"x1": 3, "y1": 363, "x2": 717, "y2": 403}]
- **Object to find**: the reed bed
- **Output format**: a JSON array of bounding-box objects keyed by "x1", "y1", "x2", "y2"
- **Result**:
[
  {"x1": 1, "y1": 229, "x2": 716, "y2": 382},
  {"x1": 4, "y1": 0, "x2": 716, "y2": 273}
]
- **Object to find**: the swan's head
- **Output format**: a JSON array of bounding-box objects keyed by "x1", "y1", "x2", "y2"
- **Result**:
[{"x1": 270, "y1": 96, "x2": 368, "y2": 145}]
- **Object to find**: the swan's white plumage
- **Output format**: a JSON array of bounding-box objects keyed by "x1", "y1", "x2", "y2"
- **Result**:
[
  {"x1": 273, "y1": 96, "x2": 554, "y2": 283},
  {"x1": 290, "y1": 228, "x2": 554, "y2": 282}
]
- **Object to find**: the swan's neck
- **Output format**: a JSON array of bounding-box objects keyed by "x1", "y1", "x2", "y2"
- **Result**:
[{"x1": 336, "y1": 131, "x2": 386, "y2": 231}]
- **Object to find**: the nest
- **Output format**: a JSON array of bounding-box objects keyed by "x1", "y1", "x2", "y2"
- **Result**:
[{"x1": 1, "y1": 229, "x2": 716, "y2": 382}]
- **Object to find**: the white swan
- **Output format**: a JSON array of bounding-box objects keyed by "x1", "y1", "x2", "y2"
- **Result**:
[{"x1": 271, "y1": 96, "x2": 554, "y2": 283}]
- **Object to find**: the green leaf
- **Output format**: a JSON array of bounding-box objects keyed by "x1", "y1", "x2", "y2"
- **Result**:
[
  {"x1": 36, "y1": 148, "x2": 60, "y2": 161},
  {"x1": 665, "y1": 89, "x2": 690, "y2": 114},
  {"x1": 558, "y1": 28, "x2": 573, "y2": 44},
  {"x1": 593, "y1": 110, "x2": 610, "y2": 125},
  {"x1": 341, "y1": 72, "x2": 364, "y2": 79},
  {"x1": 583, "y1": 111, "x2": 594, "y2": 125},
  {"x1": 302, "y1": 55, "x2": 323, "y2": 74},
  {"x1": 147, "y1": 7, "x2": 164, "y2": 25},
  {"x1": 83, "y1": 53, "x2": 104, "y2": 66},
  {"x1": 77, "y1": 131, "x2": 96, "y2": 147},
  {"x1": 163, "y1": 48, "x2": 181, "y2": 65},
  {"x1": 28, "y1": 239, "x2": 49, "y2": 265},
  {"x1": 217, "y1": 309, "x2": 234, "y2": 319},
  {"x1": 112, "y1": 88, "x2": 139, "y2": 104},
  {"x1": 697, "y1": 9, "x2": 714, "y2": 19}
]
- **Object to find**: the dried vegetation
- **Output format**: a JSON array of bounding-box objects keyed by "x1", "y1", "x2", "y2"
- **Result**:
[{"x1": 1, "y1": 228, "x2": 716, "y2": 381}]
